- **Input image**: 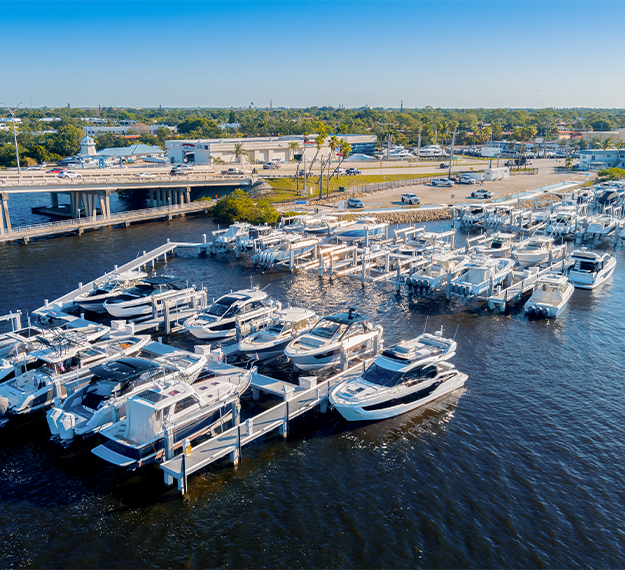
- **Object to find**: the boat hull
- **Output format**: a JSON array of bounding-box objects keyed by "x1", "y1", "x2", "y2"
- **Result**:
[{"x1": 568, "y1": 261, "x2": 616, "y2": 289}]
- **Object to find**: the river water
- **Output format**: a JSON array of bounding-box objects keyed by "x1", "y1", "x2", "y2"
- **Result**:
[{"x1": 1, "y1": 217, "x2": 624, "y2": 569}]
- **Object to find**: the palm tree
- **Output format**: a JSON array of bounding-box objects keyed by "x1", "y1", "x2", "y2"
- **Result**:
[
  {"x1": 601, "y1": 138, "x2": 614, "y2": 169},
  {"x1": 616, "y1": 140, "x2": 625, "y2": 168},
  {"x1": 233, "y1": 143, "x2": 243, "y2": 165},
  {"x1": 288, "y1": 141, "x2": 300, "y2": 161}
]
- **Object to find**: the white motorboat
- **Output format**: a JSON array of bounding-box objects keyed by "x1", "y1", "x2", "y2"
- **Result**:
[
  {"x1": 238, "y1": 225, "x2": 285, "y2": 250},
  {"x1": 407, "y1": 252, "x2": 470, "y2": 293},
  {"x1": 566, "y1": 249, "x2": 616, "y2": 289},
  {"x1": 586, "y1": 214, "x2": 618, "y2": 238},
  {"x1": 0, "y1": 326, "x2": 45, "y2": 359},
  {"x1": 546, "y1": 211, "x2": 581, "y2": 237},
  {"x1": 215, "y1": 222, "x2": 251, "y2": 247},
  {"x1": 333, "y1": 217, "x2": 388, "y2": 242},
  {"x1": 138, "y1": 341, "x2": 208, "y2": 381},
  {"x1": 302, "y1": 215, "x2": 352, "y2": 236},
  {"x1": 449, "y1": 256, "x2": 515, "y2": 299},
  {"x1": 397, "y1": 230, "x2": 453, "y2": 257},
  {"x1": 485, "y1": 206, "x2": 519, "y2": 228},
  {"x1": 512, "y1": 236, "x2": 566, "y2": 267},
  {"x1": 284, "y1": 308, "x2": 383, "y2": 371},
  {"x1": 329, "y1": 332, "x2": 466, "y2": 421},
  {"x1": 91, "y1": 367, "x2": 253, "y2": 468},
  {"x1": 0, "y1": 334, "x2": 150, "y2": 422},
  {"x1": 460, "y1": 206, "x2": 489, "y2": 228},
  {"x1": 183, "y1": 287, "x2": 280, "y2": 340},
  {"x1": 472, "y1": 232, "x2": 518, "y2": 258},
  {"x1": 524, "y1": 274, "x2": 574, "y2": 319},
  {"x1": 256, "y1": 235, "x2": 320, "y2": 269},
  {"x1": 103, "y1": 276, "x2": 195, "y2": 318},
  {"x1": 74, "y1": 270, "x2": 148, "y2": 313},
  {"x1": 239, "y1": 307, "x2": 318, "y2": 361}
]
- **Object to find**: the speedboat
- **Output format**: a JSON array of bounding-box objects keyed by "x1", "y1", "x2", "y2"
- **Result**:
[
  {"x1": 333, "y1": 217, "x2": 388, "y2": 242},
  {"x1": 0, "y1": 334, "x2": 150, "y2": 423},
  {"x1": 485, "y1": 206, "x2": 519, "y2": 228},
  {"x1": 138, "y1": 341, "x2": 208, "y2": 381},
  {"x1": 74, "y1": 270, "x2": 148, "y2": 313},
  {"x1": 215, "y1": 222, "x2": 251, "y2": 247},
  {"x1": 407, "y1": 252, "x2": 470, "y2": 294},
  {"x1": 472, "y1": 232, "x2": 518, "y2": 258},
  {"x1": 91, "y1": 368, "x2": 253, "y2": 469},
  {"x1": 239, "y1": 307, "x2": 318, "y2": 361},
  {"x1": 256, "y1": 235, "x2": 320, "y2": 269},
  {"x1": 460, "y1": 206, "x2": 488, "y2": 228},
  {"x1": 512, "y1": 236, "x2": 566, "y2": 267},
  {"x1": 301, "y1": 215, "x2": 352, "y2": 236},
  {"x1": 103, "y1": 276, "x2": 194, "y2": 318},
  {"x1": 449, "y1": 256, "x2": 515, "y2": 299},
  {"x1": 586, "y1": 214, "x2": 618, "y2": 238},
  {"x1": 524, "y1": 274, "x2": 574, "y2": 319},
  {"x1": 284, "y1": 308, "x2": 383, "y2": 371},
  {"x1": 566, "y1": 249, "x2": 616, "y2": 289},
  {"x1": 0, "y1": 326, "x2": 44, "y2": 359},
  {"x1": 329, "y1": 331, "x2": 466, "y2": 421},
  {"x1": 183, "y1": 287, "x2": 280, "y2": 340},
  {"x1": 238, "y1": 225, "x2": 285, "y2": 250},
  {"x1": 397, "y1": 230, "x2": 453, "y2": 257}
]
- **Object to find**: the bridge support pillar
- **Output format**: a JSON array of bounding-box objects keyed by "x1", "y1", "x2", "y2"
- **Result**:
[
  {"x1": 50, "y1": 193, "x2": 59, "y2": 208},
  {"x1": 149, "y1": 189, "x2": 154, "y2": 208},
  {"x1": 185, "y1": 186, "x2": 191, "y2": 204},
  {"x1": 0, "y1": 192, "x2": 11, "y2": 235}
]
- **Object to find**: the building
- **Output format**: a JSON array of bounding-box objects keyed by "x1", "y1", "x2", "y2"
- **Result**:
[
  {"x1": 580, "y1": 129, "x2": 625, "y2": 144},
  {"x1": 166, "y1": 134, "x2": 376, "y2": 165},
  {"x1": 97, "y1": 144, "x2": 166, "y2": 160},
  {"x1": 579, "y1": 149, "x2": 625, "y2": 171},
  {"x1": 80, "y1": 136, "x2": 97, "y2": 156},
  {"x1": 82, "y1": 124, "x2": 177, "y2": 137}
]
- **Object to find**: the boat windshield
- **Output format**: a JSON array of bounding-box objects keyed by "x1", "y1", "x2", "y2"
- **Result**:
[
  {"x1": 207, "y1": 296, "x2": 239, "y2": 316},
  {"x1": 491, "y1": 238, "x2": 506, "y2": 248},
  {"x1": 265, "y1": 321, "x2": 287, "y2": 335},
  {"x1": 310, "y1": 319, "x2": 346, "y2": 340},
  {"x1": 362, "y1": 363, "x2": 403, "y2": 387}
]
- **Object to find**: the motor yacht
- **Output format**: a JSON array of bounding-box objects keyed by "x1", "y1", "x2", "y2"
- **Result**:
[
  {"x1": 329, "y1": 332, "x2": 466, "y2": 421},
  {"x1": 238, "y1": 225, "x2": 285, "y2": 250},
  {"x1": 239, "y1": 307, "x2": 318, "y2": 361},
  {"x1": 449, "y1": 256, "x2": 515, "y2": 299},
  {"x1": 91, "y1": 367, "x2": 253, "y2": 468},
  {"x1": 333, "y1": 218, "x2": 388, "y2": 242},
  {"x1": 284, "y1": 308, "x2": 383, "y2": 371},
  {"x1": 460, "y1": 206, "x2": 489, "y2": 228},
  {"x1": 214, "y1": 222, "x2": 251, "y2": 247},
  {"x1": 138, "y1": 341, "x2": 208, "y2": 381},
  {"x1": 472, "y1": 232, "x2": 518, "y2": 258},
  {"x1": 0, "y1": 334, "x2": 150, "y2": 423},
  {"x1": 397, "y1": 230, "x2": 453, "y2": 257},
  {"x1": 103, "y1": 276, "x2": 194, "y2": 318},
  {"x1": 183, "y1": 287, "x2": 280, "y2": 340},
  {"x1": 75, "y1": 270, "x2": 148, "y2": 313},
  {"x1": 586, "y1": 214, "x2": 618, "y2": 238},
  {"x1": 407, "y1": 253, "x2": 470, "y2": 293},
  {"x1": 256, "y1": 235, "x2": 320, "y2": 269},
  {"x1": 512, "y1": 236, "x2": 566, "y2": 267},
  {"x1": 524, "y1": 274, "x2": 574, "y2": 319},
  {"x1": 566, "y1": 249, "x2": 616, "y2": 289}
]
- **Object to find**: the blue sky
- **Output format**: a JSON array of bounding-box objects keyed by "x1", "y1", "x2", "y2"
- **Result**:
[{"x1": 2, "y1": 1, "x2": 624, "y2": 109}]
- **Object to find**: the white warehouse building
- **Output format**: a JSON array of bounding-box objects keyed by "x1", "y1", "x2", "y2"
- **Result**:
[{"x1": 166, "y1": 134, "x2": 377, "y2": 165}]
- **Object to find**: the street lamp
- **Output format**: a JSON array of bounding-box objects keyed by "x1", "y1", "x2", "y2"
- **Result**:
[{"x1": 1, "y1": 102, "x2": 22, "y2": 174}]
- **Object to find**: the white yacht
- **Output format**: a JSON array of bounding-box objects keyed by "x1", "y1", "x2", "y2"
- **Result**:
[
  {"x1": 397, "y1": 230, "x2": 453, "y2": 257},
  {"x1": 138, "y1": 341, "x2": 208, "y2": 381},
  {"x1": 524, "y1": 274, "x2": 574, "y2": 319},
  {"x1": 103, "y1": 276, "x2": 195, "y2": 318},
  {"x1": 333, "y1": 218, "x2": 388, "y2": 242},
  {"x1": 238, "y1": 225, "x2": 285, "y2": 249},
  {"x1": 566, "y1": 249, "x2": 616, "y2": 289},
  {"x1": 91, "y1": 368, "x2": 253, "y2": 469},
  {"x1": 407, "y1": 252, "x2": 470, "y2": 293},
  {"x1": 545, "y1": 201, "x2": 582, "y2": 237},
  {"x1": 0, "y1": 326, "x2": 44, "y2": 359},
  {"x1": 75, "y1": 270, "x2": 148, "y2": 313},
  {"x1": 0, "y1": 334, "x2": 150, "y2": 423},
  {"x1": 460, "y1": 206, "x2": 489, "y2": 228},
  {"x1": 183, "y1": 287, "x2": 280, "y2": 340},
  {"x1": 215, "y1": 222, "x2": 251, "y2": 247},
  {"x1": 284, "y1": 308, "x2": 383, "y2": 371},
  {"x1": 512, "y1": 236, "x2": 566, "y2": 267},
  {"x1": 450, "y1": 256, "x2": 515, "y2": 298},
  {"x1": 256, "y1": 235, "x2": 320, "y2": 269},
  {"x1": 302, "y1": 215, "x2": 352, "y2": 236},
  {"x1": 329, "y1": 332, "x2": 466, "y2": 421},
  {"x1": 239, "y1": 307, "x2": 318, "y2": 361},
  {"x1": 586, "y1": 214, "x2": 618, "y2": 239},
  {"x1": 472, "y1": 232, "x2": 518, "y2": 258}
]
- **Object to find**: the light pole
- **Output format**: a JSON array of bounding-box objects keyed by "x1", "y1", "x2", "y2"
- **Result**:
[{"x1": 1, "y1": 102, "x2": 22, "y2": 174}]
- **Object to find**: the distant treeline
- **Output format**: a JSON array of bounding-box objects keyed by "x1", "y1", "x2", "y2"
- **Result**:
[{"x1": 1, "y1": 106, "x2": 623, "y2": 167}]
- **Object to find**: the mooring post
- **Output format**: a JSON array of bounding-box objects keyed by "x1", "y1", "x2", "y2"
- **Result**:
[
  {"x1": 163, "y1": 426, "x2": 174, "y2": 486},
  {"x1": 361, "y1": 252, "x2": 367, "y2": 284},
  {"x1": 164, "y1": 302, "x2": 171, "y2": 334},
  {"x1": 212, "y1": 232, "x2": 216, "y2": 255},
  {"x1": 446, "y1": 271, "x2": 452, "y2": 300},
  {"x1": 279, "y1": 401, "x2": 289, "y2": 438},
  {"x1": 396, "y1": 262, "x2": 401, "y2": 292},
  {"x1": 289, "y1": 247, "x2": 294, "y2": 272}
]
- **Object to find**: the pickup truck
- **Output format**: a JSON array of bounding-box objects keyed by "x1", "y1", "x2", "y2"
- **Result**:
[
  {"x1": 471, "y1": 188, "x2": 494, "y2": 199},
  {"x1": 458, "y1": 175, "x2": 477, "y2": 185},
  {"x1": 431, "y1": 178, "x2": 454, "y2": 187},
  {"x1": 401, "y1": 193, "x2": 421, "y2": 205}
]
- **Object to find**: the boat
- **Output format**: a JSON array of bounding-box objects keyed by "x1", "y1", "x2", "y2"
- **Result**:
[
  {"x1": 546, "y1": 209, "x2": 582, "y2": 237},
  {"x1": 138, "y1": 341, "x2": 208, "y2": 381},
  {"x1": 183, "y1": 287, "x2": 280, "y2": 340},
  {"x1": 485, "y1": 206, "x2": 519, "y2": 229},
  {"x1": 215, "y1": 222, "x2": 251, "y2": 247},
  {"x1": 329, "y1": 331, "x2": 466, "y2": 421},
  {"x1": 0, "y1": 326, "x2": 45, "y2": 360},
  {"x1": 239, "y1": 307, "x2": 318, "y2": 361},
  {"x1": 472, "y1": 232, "x2": 518, "y2": 258},
  {"x1": 407, "y1": 252, "x2": 470, "y2": 293},
  {"x1": 460, "y1": 205, "x2": 489, "y2": 228},
  {"x1": 0, "y1": 334, "x2": 150, "y2": 423},
  {"x1": 566, "y1": 249, "x2": 616, "y2": 289},
  {"x1": 333, "y1": 217, "x2": 388, "y2": 242},
  {"x1": 524, "y1": 274, "x2": 574, "y2": 319},
  {"x1": 238, "y1": 225, "x2": 285, "y2": 250},
  {"x1": 301, "y1": 215, "x2": 352, "y2": 236},
  {"x1": 74, "y1": 270, "x2": 148, "y2": 313},
  {"x1": 284, "y1": 308, "x2": 383, "y2": 371},
  {"x1": 449, "y1": 255, "x2": 515, "y2": 299},
  {"x1": 91, "y1": 367, "x2": 254, "y2": 469},
  {"x1": 586, "y1": 214, "x2": 618, "y2": 238},
  {"x1": 397, "y1": 230, "x2": 454, "y2": 257},
  {"x1": 512, "y1": 236, "x2": 566, "y2": 267},
  {"x1": 103, "y1": 276, "x2": 195, "y2": 318},
  {"x1": 256, "y1": 235, "x2": 320, "y2": 269}
]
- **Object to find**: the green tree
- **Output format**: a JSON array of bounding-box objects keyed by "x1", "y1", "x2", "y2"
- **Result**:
[
  {"x1": 155, "y1": 126, "x2": 170, "y2": 147},
  {"x1": 25, "y1": 144, "x2": 50, "y2": 164},
  {"x1": 46, "y1": 124, "x2": 84, "y2": 157},
  {"x1": 210, "y1": 189, "x2": 279, "y2": 225}
]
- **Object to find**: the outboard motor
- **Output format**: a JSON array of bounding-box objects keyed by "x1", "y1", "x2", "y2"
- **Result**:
[{"x1": 0, "y1": 395, "x2": 8, "y2": 420}]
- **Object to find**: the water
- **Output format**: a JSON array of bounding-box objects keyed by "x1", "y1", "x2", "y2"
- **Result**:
[{"x1": 1, "y1": 218, "x2": 625, "y2": 568}]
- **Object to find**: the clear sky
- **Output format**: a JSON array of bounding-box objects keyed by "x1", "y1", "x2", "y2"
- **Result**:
[{"x1": 2, "y1": 0, "x2": 624, "y2": 109}]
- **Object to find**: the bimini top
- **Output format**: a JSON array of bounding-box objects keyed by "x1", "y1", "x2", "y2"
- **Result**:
[
  {"x1": 90, "y1": 357, "x2": 161, "y2": 382},
  {"x1": 324, "y1": 308, "x2": 369, "y2": 325}
]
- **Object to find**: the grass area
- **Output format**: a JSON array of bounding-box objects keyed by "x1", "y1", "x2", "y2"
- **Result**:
[{"x1": 265, "y1": 172, "x2": 435, "y2": 202}]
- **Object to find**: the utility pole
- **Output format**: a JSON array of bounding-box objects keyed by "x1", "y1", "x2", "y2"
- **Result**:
[
  {"x1": 448, "y1": 131, "x2": 456, "y2": 180},
  {"x1": 2, "y1": 102, "x2": 22, "y2": 174},
  {"x1": 417, "y1": 123, "x2": 422, "y2": 162},
  {"x1": 489, "y1": 130, "x2": 493, "y2": 169}
]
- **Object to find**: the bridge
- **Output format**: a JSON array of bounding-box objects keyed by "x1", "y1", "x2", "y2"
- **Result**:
[{"x1": 0, "y1": 169, "x2": 254, "y2": 234}]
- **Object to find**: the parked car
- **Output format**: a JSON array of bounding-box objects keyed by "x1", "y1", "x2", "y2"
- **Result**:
[
  {"x1": 334, "y1": 167, "x2": 347, "y2": 175},
  {"x1": 346, "y1": 168, "x2": 361, "y2": 175},
  {"x1": 347, "y1": 198, "x2": 364, "y2": 209},
  {"x1": 471, "y1": 188, "x2": 494, "y2": 199},
  {"x1": 401, "y1": 193, "x2": 421, "y2": 205},
  {"x1": 458, "y1": 175, "x2": 477, "y2": 185},
  {"x1": 134, "y1": 172, "x2": 156, "y2": 179},
  {"x1": 46, "y1": 168, "x2": 65, "y2": 174},
  {"x1": 431, "y1": 178, "x2": 454, "y2": 187},
  {"x1": 439, "y1": 163, "x2": 450, "y2": 169},
  {"x1": 58, "y1": 170, "x2": 82, "y2": 179}
]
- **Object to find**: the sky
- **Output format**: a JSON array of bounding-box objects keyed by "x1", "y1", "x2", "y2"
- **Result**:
[{"x1": 2, "y1": 0, "x2": 624, "y2": 109}]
